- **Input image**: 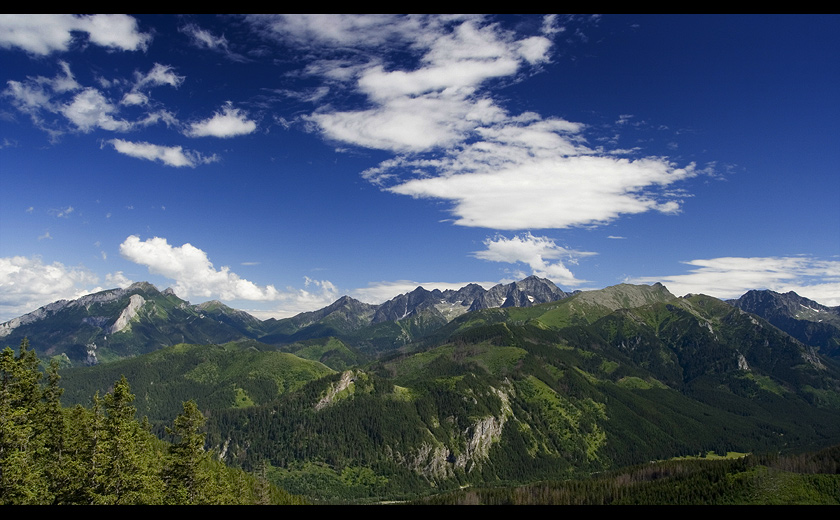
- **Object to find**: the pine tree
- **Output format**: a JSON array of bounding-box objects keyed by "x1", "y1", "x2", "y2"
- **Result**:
[
  {"x1": 93, "y1": 376, "x2": 163, "y2": 504},
  {"x1": 165, "y1": 400, "x2": 211, "y2": 504},
  {"x1": 39, "y1": 359, "x2": 71, "y2": 502},
  {"x1": 0, "y1": 339, "x2": 50, "y2": 504}
]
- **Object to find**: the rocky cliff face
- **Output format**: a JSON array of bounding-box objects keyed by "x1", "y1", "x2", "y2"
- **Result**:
[
  {"x1": 469, "y1": 276, "x2": 570, "y2": 311},
  {"x1": 109, "y1": 294, "x2": 146, "y2": 334},
  {"x1": 392, "y1": 383, "x2": 513, "y2": 481}
]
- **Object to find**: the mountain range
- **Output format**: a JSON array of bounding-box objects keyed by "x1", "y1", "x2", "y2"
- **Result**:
[
  {"x1": 0, "y1": 276, "x2": 576, "y2": 366},
  {"x1": 3, "y1": 276, "x2": 838, "y2": 368},
  {"x1": 5, "y1": 276, "x2": 840, "y2": 502}
]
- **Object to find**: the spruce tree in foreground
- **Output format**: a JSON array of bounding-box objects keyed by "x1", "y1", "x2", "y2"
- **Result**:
[{"x1": 165, "y1": 400, "x2": 211, "y2": 504}]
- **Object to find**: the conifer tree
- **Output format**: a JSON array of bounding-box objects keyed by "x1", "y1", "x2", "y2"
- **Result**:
[
  {"x1": 165, "y1": 400, "x2": 211, "y2": 504},
  {"x1": 0, "y1": 339, "x2": 49, "y2": 504},
  {"x1": 93, "y1": 376, "x2": 162, "y2": 504}
]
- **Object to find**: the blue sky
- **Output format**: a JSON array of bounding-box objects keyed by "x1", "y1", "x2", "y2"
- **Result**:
[{"x1": 1, "y1": 14, "x2": 838, "y2": 322}]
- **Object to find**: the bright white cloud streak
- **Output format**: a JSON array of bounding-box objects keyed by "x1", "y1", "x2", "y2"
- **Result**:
[
  {"x1": 119, "y1": 235, "x2": 282, "y2": 301},
  {"x1": 0, "y1": 14, "x2": 151, "y2": 55},
  {"x1": 627, "y1": 256, "x2": 840, "y2": 306},
  {"x1": 386, "y1": 155, "x2": 694, "y2": 230},
  {"x1": 108, "y1": 139, "x2": 219, "y2": 167},
  {"x1": 133, "y1": 63, "x2": 185, "y2": 90}
]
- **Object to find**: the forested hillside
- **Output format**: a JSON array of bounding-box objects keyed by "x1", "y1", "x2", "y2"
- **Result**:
[{"x1": 0, "y1": 340, "x2": 306, "y2": 505}]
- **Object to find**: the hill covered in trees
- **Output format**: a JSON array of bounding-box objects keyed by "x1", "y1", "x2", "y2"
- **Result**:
[{"x1": 0, "y1": 339, "x2": 306, "y2": 505}]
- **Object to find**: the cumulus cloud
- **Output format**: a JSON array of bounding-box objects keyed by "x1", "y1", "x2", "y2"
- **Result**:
[
  {"x1": 309, "y1": 94, "x2": 503, "y2": 153},
  {"x1": 473, "y1": 233, "x2": 594, "y2": 286},
  {"x1": 0, "y1": 255, "x2": 104, "y2": 321},
  {"x1": 186, "y1": 102, "x2": 257, "y2": 138},
  {"x1": 627, "y1": 256, "x2": 840, "y2": 306},
  {"x1": 108, "y1": 139, "x2": 219, "y2": 167},
  {"x1": 0, "y1": 14, "x2": 151, "y2": 55},
  {"x1": 119, "y1": 235, "x2": 281, "y2": 301}
]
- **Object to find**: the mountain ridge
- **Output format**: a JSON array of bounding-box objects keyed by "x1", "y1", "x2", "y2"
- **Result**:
[{"x1": 4, "y1": 277, "x2": 839, "y2": 366}]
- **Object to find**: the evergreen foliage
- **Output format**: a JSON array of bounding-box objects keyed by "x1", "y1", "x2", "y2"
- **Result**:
[{"x1": 0, "y1": 339, "x2": 306, "y2": 505}]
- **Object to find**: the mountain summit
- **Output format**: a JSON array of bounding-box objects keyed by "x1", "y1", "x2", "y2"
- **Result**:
[{"x1": 730, "y1": 289, "x2": 840, "y2": 358}]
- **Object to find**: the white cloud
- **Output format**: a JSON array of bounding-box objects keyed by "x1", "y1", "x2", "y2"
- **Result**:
[
  {"x1": 119, "y1": 235, "x2": 281, "y2": 301},
  {"x1": 261, "y1": 277, "x2": 342, "y2": 318},
  {"x1": 57, "y1": 206, "x2": 74, "y2": 218},
  {"x1": 0, "y1": 14, "x2": 151, "y2": 55},
  {"x1": 254, "y1": 14, "x2": 697, "y2": 231},
  {"x1": 0, "y1": 255, "x2": 103, "y2": 321},
  {"x1": 187, "y1": 102, "x2": 257, "y2": 138},
  {"x1": 246, "y1": 14, "x2": 432, "y2": 49},
  {"x1": 121, "y1": 92, "x2": 148, "y2": 106},
  {"x1": 386, "y1": 154, "x2": 695, "y2": 230},
  {"x1": 180, "y1": 22, "x2": 249, "y2": 62},
  {"x1": 4, "y1": 61, "x2": 182, "y2": 138},
  {"x1": 133, "y1": 63, "x2": 185, "y2": 90},
  {"x1": 298, "y1": 17, "x2": 551, "y2": 154},
  {"x1": 105, "y1": 271, "x2": 134, "y2": 289},
  {"x1": 61, "y1": 88, "x2": 132, "y2": 132},
  {"x1": 108, "y1": 139, "x2": 219, "y2": 168},
  {"x1": 181, "y1": 23, "x2": 229, "y2": 51},
  {"x1": 4, "y1": 64, "x2": 81, "y2": 138},
  {"x1": 473, "y1": 233, "x2": 594, "y2": 287},
  {"x1": 309, "y1": 94, "x2": 503, "y2": 153},
  {"x1": 627, "y1": 256, "x2": 840, "y2": 306}
]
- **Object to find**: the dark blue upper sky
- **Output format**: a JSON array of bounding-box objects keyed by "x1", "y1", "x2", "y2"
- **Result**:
[{"x1": 1, "y1": 14, "x2": 837, "y2": 321}]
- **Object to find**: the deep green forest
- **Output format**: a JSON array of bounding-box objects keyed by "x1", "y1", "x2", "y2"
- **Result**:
[{"x1": 0, "y1": 339, "x2": 306, "y2": 505}]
